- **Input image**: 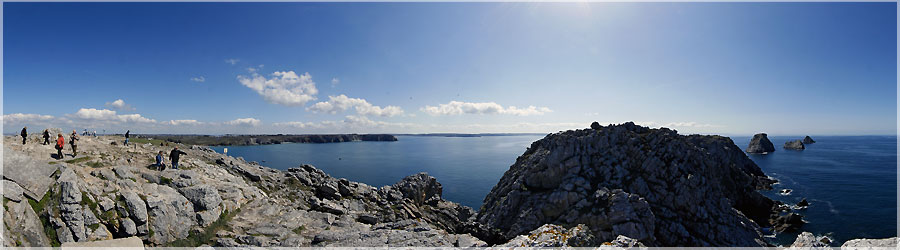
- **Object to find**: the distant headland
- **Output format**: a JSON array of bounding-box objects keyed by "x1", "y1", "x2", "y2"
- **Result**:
[{"x1": 136, "y1": 134, "x2": 398, "y2": 146}]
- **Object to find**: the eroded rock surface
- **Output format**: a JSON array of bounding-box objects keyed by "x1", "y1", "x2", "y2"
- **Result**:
[
  {"x1": 747, "y1": 133, "x2": 776, "y2": 154},
  {"x1": 478, "y1": 122, "x2": 776, "y2": 246}
]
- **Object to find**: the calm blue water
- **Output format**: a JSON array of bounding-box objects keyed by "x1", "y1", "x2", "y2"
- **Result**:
[
  {"x1": 212, "y1": 135, "x2": 897, "y2": 245},
  {"x1": 212, "y1": 135, "x2": 545, "y2": 210},
  {"x1": 730, "y1": 136, "x2": 897, "y2": 246}
]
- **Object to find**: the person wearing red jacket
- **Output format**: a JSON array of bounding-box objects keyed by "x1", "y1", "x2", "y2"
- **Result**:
[{"x1": 55, "y1": 134, "x2": 65, "y2": 159}]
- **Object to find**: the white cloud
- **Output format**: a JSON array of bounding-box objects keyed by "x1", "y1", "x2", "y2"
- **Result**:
[
  {"x1": 237, "y1": 71, "x2": 319, "y2": 106},
  {"x1": 190, "y1": 76, "x2": 206, "y2": 82},
  {"x1": 331, "y1": 78, "x2": 339, "y2": 87},
  {"x1": 273, "y1": 121, "x2": 323, "y2": 129},
  {"x1": 224, "y1": 118, "x2": 261, "y2": 127},
  {"x1": 70, "y1": 108, "x2": 156, "y2": 123},
  {"x1": 104, "y1": 99, "x2": 135, "y2": 111},
  {"x1": 165, "y1": 119, "x2": 204, "y2": 126},
  {"x1": 2, "y1": 113, "x2": 55, "y2": 124},
  {"x1": 225, "y1": 58, "x2": 240, "y2": 65},
  {"x1": 421, "y1": 101, "x2": 552, "y2": 116},
  {"x1": 307, "y1": 95, "x2": 404, "y2": 117}
]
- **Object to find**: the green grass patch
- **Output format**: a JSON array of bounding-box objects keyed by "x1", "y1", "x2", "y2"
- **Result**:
[
  {"x1": 27, "y1": 190, "x2": 52, "y2": 215},
  {"x1": 63, "y1": 156, "x2": 93, "y2": 164},
  {"x1": 86, "y1": 161, "x2": 105, "y2": 168},
  {"x1": 81, "y1": 193, "x2": 98, "y2": 212},
  {"x1": 165, "y1": 207, "x2": 241, "y2": 247},
  {"x1": 48, "y1": 161, "x2": 58, "y2": 165},
  {"x1": 160, "y1": 176, "x2": 173, "y2": 185},
  {"x1": 87, "y1": 223, "x2": 100, "y2": 231},
  {"x1": 29, "y1": 186, "x2": 61, "y2": 247}
]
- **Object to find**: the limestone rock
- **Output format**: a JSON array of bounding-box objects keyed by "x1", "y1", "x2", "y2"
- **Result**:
[
  {"x1": 391, "y1": 172, "x2": 442, "y2": 206},
  {"x1": 747, "y1": 133, "x2": 776, "y2": 154},
  {"x1": 841, "y1": 237, "x2": 898, "y2": 249},
  {"x1": 180, "y1": 184, "x2": 223, "y2": 211},
  {"x1": 2, "y1": 180, "x2": 25, "y2": 202},
  {"x1": 789, "y1": 232, "x2": 832, "y2": 249},
  {"x1": 122, "y1": 191, "x2": 148, "y2": 224},
  {"x1": 2, "y1": 148, "x2": 57, "y2": 200}
]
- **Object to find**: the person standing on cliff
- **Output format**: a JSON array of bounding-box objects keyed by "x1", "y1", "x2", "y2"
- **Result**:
[
  {"x1": 42, "y1": 129, "x2": 51, "y2": 145},
  {"x1": 170, "y1": 147, "x2": 187, "y2": 169},
  {"x1": 20, "y1": 127, "x2": 27, "y2": 144},
  {"x1": 55, "y1": 133, "x2": 65, "y2": 159},
  {"x1": 69, "y1": 130, "x2": 80, "y2": 157},
  {"x1": 155, "y1": 151, "x2": 166, "y2": 170},
  {"x1": 124, "y1": 130, "x2": 130, "y2": 146}
]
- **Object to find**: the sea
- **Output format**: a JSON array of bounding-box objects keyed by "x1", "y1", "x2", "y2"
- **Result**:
[{"x1": 211, "y1": 135, "x2": 897, "y2": 246}]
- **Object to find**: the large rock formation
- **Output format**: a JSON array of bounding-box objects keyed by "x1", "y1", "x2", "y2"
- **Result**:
[
  {"x1": 784, "y1": 140, "x2": 805, "y2": 150},
  {"x1": 477, "y1": 122, "x2": 776, "y2": 246},
  {"x1": 746, "y1": 133, "x2": 776, "y2": 154},
  {"x1": 841, "y1": 237, "x2": 898, "y2": 249},
  {"x1": 802, "y1": 136, "x2": 816, "y2": 144}
]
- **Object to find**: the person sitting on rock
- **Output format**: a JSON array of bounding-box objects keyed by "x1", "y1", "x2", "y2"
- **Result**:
[
  {"x1": 42, "y1": 129, "x2": 50, "y2": 145},
  {"x1": 55, "y1": 133, "x2": 65, "y2": 159},
  {"x1": 170, "y1": 147, "x2": 187, "y2": 169},
  {"x1": 155, "y1": 151, "x2": 167, "y2": 170},
  {"x1": 20, "y1": 126, "x2": 27, "y2": 144},
  {"x1": 70, "y1": 130, "x2": 79, "y2": 157}
]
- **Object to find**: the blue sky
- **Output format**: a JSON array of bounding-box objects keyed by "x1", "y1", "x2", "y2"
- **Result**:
[{"x1": 3, "y1": 2, "x2": 897, "y2": 135}]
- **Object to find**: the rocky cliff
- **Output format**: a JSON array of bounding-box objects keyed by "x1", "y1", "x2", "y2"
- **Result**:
[
  {"x1": 2, "y1": 135, "x2": 479, "y2": 247},
  {"x1": 477, "y1": 122, "x2": 778, "y2": 246}
]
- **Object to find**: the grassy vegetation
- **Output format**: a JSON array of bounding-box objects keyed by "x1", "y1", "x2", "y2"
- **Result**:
[
  {"x1": 160, "y1": 176, "x2": 173, "y2": 185},
  {"x1": 165, "y1": 207, "x2": 241, "y2": 247},
  {"x1": 63, "y1": 156, "x2": 93, "y2": 164},
  {"x1": 86, "y1": 161, "x2": 106, "y2": 168},
  {"x1": 29, "y1": 188, "x2": 61, "y2": 247}
]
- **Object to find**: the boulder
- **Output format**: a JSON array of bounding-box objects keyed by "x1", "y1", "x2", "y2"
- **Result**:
[
  {"x1": 2, "y1": 148, "x2": 57, "y2": 200},
  {"x1": 802, "y1": 136, "x2": 816, "y2": 144},
  {"x1": 796, "y1": 199, "x2": 809, "y2": 208},
  {"x1": 145, "y1": 184, "x2": 198, "y2": 244},
  {"x1": 113, "y1": 166, "x2": 136, "y2": 180},
  {"x1": 2, "y1": 180, "x2": 25, "y2": 202},
  {"x1": 590, "y1": 121, "x2": 602, "y2": 130},
  {"x1": 179, "y1": 184, "x2": 223, "y2": 211},
  {"x1": 3, "y1": 198, "x2": 51, "y2": 246},
  {"x1": 746, "y1": 133, "x2": 776, "y2": 153},
  {"x1": 121, "y1": 191, "x2": 148, "y2": 224},
  {"x1": 784, "y1": 140, "x2": 805, "y2": 150},
  {"x1": 789, "y1": 232, "x2": 831, "y2": 249},
  {"x1": 391, "y1": 172, "x2": 442, "y2": 206}
]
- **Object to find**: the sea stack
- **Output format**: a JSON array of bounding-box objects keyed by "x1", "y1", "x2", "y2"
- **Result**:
[
  {"x1": 477, "y1": 122, "x2": 776, "y2": 246},
  {"x1": 746, "y1": 133, "x2": 776, "y2": 154},
  {"x1": 784, "y1": 140, "x2": 805, "y2": 150},
  {"x1": 802, "y1": 136, "x2": 816, "y2": 144}
]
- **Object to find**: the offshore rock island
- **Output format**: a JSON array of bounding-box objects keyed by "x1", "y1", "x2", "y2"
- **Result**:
[{"x1": 2, "y1": 122, "x2": 896, "y2": 247}]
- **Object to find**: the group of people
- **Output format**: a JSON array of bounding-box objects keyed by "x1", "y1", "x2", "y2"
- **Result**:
[
  {"x1": 154, "y1": 147, "x2": 187, "y2": 170},
  {"x1": 19, "y1": 127, "x2": 188, "y2": 169},
  {"x1": 20, "y1": 126, "x2": 80, "y2": 160}
]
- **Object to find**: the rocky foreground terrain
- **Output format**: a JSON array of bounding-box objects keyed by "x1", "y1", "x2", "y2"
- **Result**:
[{"x1": 2, "y1": 123, "x2": 897, "y2": 248}]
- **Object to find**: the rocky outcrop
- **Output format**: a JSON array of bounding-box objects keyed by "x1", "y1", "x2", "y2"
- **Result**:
[
  {"x1": 747, "y1": 133, "x2": 776, "y2": 154},
  {"x1": 784, "y1": 140, "x2": 805, "y2": 150},
  {"x1": 789, "y1": 232, "x2": 831, "y2": 249},
  {"x1": 841, "y1": 237, "x2": 898, "y2": 249},
  {"x1": 802, "y1": 136, "x2": 816, "y2": 144},
  {"x1": 477, "y1": 122, "x2": 775, "y2": 246}
]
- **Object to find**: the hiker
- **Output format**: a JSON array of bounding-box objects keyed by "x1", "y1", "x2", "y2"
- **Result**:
[
  {"x1": 20, "y1": 126, "x2": 27, "y2": 144},
  {"x1": 155, "y1": 151, "x2": 166, "y2": 170},
  {"x1": 42, "y1": 129, "x2": 50, "y2": 145},
  {"x1": 55, "y1": 134, "x2": 65, "y2": 159},
  {"x1": 170, "y1": 147, "x2": 187, "y2": 169},
  {"x1": 124, "y1": 130, "x2": 130, "y2": 145},
  {"x1": 93, "y1": 130, "x2": 97, "y2": 137},
  {"x1": 70, "y1": 130, "x2": 79, "y2": 157}
]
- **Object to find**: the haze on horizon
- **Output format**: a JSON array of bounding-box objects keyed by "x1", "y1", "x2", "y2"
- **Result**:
[{"x1": 3, "y1": 2, "x2": 897, "y2": 136}]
